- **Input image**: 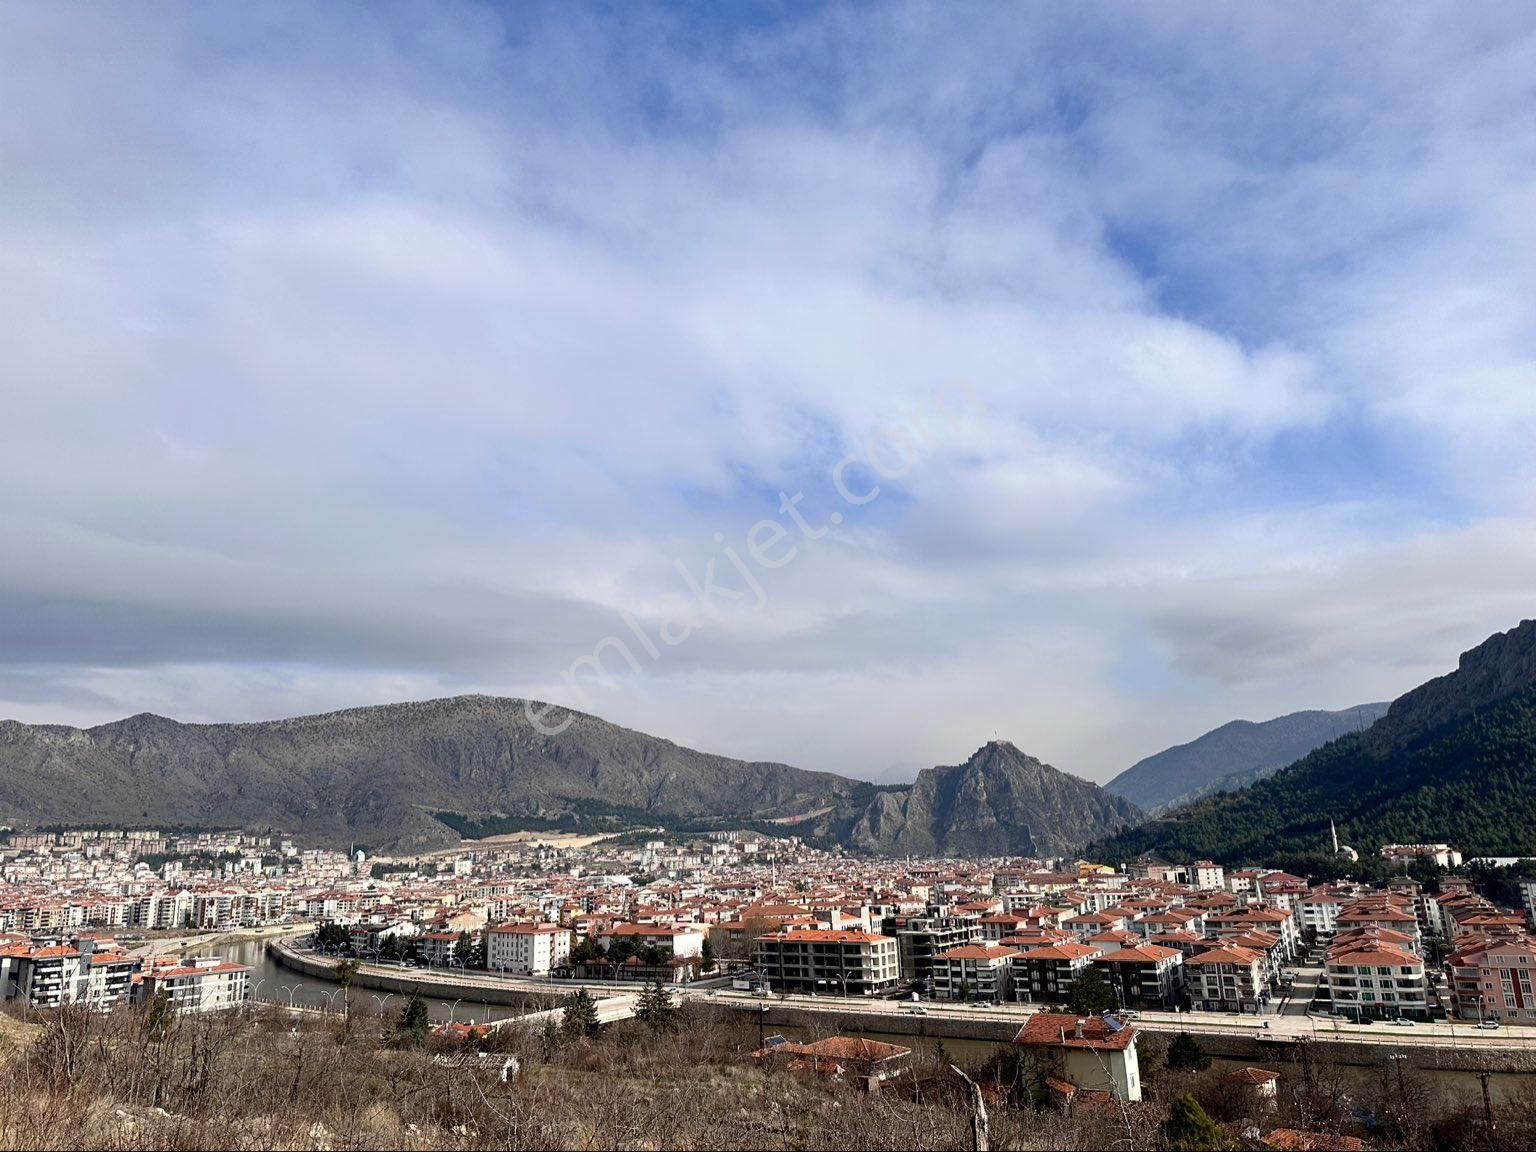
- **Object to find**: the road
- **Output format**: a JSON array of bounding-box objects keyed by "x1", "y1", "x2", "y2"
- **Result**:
[
  {"x1": 284, "y1": 945, "x2": 1534, "y2": 1052},
  {"x1": 688, "y1": 988, "x2": 1536, "y2": 1051}
]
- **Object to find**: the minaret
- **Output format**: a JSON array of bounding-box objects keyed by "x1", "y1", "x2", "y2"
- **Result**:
[{"x1": 1330, "y1": 820, "x2": 1339, "y2": 855}]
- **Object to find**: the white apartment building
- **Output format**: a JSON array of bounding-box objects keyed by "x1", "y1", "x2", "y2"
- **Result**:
[
  {"x1": 1185, "y1": 944, "x2": 1269, "y2": 1013},
  {"x1": 1193, "y1": 862, "x2": 1226, "y2": 891},
  {"x1": 1324, "y1": 942, "x2": 1429, "y2": 1021},
  {"x1": 484, "y1": 922, "x2": 571, "y2": 976},
  {"x1": 136, "y1": 957, "x2": 250, "y2": 1014},
  {"x1": 599, "y1": 924, "x2": 704, "y2": 958}
]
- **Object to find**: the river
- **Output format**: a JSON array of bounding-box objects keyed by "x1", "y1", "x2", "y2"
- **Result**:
[{"x1": 210, "y1": 937, "x2": 532, "y2": 1025}]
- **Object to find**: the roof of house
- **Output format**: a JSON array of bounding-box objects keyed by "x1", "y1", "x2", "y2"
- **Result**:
[
  {"x1": 1263, "y1": 1129, "x2": 1365, "y2": 1151},
  {"x1": 1014, "y1": 1013, "x2": 1137, "y2": 1052}
]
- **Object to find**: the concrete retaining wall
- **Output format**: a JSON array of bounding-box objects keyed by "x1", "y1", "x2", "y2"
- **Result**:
[{"x1": 730, "y1": 1002, "x2": 1536, "y2": 1074}]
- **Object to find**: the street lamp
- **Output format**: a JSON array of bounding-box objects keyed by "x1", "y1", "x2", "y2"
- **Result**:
[
  {"x1": 450, "y1": 998, "x2": 462, "y2": 1022},
  {"x1": 280, "y1": 983, "x2": 299, "y2": 1007}
]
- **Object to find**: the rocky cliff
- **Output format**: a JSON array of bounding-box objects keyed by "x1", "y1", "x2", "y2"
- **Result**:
[
  {"x1": 1364, "y1": 619, "x2": 1536, "y2": 757},
  {"x1": 845, "y1": 741, "x2": 1141, "y2": 857}
]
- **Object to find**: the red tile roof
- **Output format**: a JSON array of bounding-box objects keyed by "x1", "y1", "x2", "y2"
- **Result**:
[{"x1": 1014, "y1": 1013, "x2": 1137, "y2": 1052}]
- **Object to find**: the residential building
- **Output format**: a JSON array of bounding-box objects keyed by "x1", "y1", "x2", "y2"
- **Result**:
[
  {"x1": 931, "y1": 943, "x2": 1016, "y2": 1002},
  {"x1": 483, "y1": 922, "x2": 571, "y2": 976},
  {"x1": 135, "y1": 956, "x2": 250, "y2": 1014},
  {"x1": 1185, "y1": 944, "x2": 1269, "y2": 1013},
  {"x1": 1012, "y1": 941, "x2": 1101, "y2": 1004},
  {"x1": 1094, "y1": 943, "x2": 1185, "y2": 1010},
  {"x1": 1013, "y1": 1013, "x2": 1141, "y2": 1102},
  {"x1": 753, "y1": 929, "x2": 900, "y2": 995}
]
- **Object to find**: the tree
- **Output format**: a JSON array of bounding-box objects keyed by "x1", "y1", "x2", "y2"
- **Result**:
[
  {"x1": 315, "y1": 923, "x2": 350, "y2": 953},
  {"x1": 1160, "y1": 1092, "x2": 1225, "y2": 1151},
  {"x1": 454, "y1": 931, "x2": 476, "y2": 968},
  {"x1": 957, "y1": 978, "x2": 972, "y2": 1003},
  {"x1": 561, "y1": 988, "x2": 600, "y2": 1040},
  {"x1": 1065, "y1": 966, "x2": 1117, "y2": 1016},
  {"x1": 635, "y1": 980, "x2": 676, "y2": 1034},
  {"x1": 336, "y1": 958, "x2": 360, "y2": 1029},
  {"x1": 700, "y1": 935, "x2": 715, "y2": 970},
  {"x1": 145, "y1": 988, "x2": 175, "y2": 1042},
  {"x1": 540, "y1": 1016, "x2": 562, "y2": 1062},
  {"x1": 379, "y1": 935, "x2": 403, "y2": 962},
  {"x1": 1166, "y1": 1031, "x2": 1212, "y2": 1072},
  {"x1": 394, "y1": 991, "x2": 431, "y2": 1048}
]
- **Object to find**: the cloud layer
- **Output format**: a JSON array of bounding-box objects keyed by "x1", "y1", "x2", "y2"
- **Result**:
[{"x1": 2, "y1": 2, "x2": 1534, "y2": 781}]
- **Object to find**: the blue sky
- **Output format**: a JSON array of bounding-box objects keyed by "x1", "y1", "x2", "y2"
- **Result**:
[{"x1": 2, "y1": 1, "x2": 1535, "y2": 782}]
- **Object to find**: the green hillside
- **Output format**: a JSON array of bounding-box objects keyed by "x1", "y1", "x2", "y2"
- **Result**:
[{"x1": 1091, "y1": 681, "x2": 1536, "y2": 877}]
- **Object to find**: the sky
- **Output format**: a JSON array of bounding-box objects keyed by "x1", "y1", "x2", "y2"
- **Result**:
[{"x1": 2, "y1": 1, "x2": 1535, "y2": 784}]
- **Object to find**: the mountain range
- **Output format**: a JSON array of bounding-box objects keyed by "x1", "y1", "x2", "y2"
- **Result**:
[
  {"x1": 1105, "y1": 703, "x2": 1390, "y2": 813},
  {"x1": 1091, "y1": 619, "x2": 1536, "y2": 873},
  {"x1": 0, "y1": 697, "x2": 1140, "y2": 857}
]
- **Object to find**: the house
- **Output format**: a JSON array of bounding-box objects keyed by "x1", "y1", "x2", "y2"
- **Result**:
[
  {"x1": 1013, "y1": 1013, "x2": 1141, "y2": 1102},
  {"x1": 755, "y1": 1036, "x2": 912, "y2": 1087},
  {"x1": 1263, "y1": 1129, "x2": 1365, "y2": 1151}
]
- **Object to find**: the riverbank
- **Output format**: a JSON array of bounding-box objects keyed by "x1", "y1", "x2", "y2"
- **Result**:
[
  {"x1": 265, "y1": 936, "x2": 569, "y2": 1010},
  {"x1": 126, "y1": 921, "x2": 317, "y2": 958}
]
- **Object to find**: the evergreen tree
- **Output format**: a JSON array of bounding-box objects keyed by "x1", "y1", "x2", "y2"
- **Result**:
[
  {"x1": 454, "y1": 931, "x2": 476, "y2": 967},
  {"x1": 561, "y1": 988, "x2": 600, "y2": 1039},
  {"x1": 1160, "y1": 1092, "x2": 1225, "y2": 1151},
  {"x1": 1166, "y1": 1031, "x2": 1212, "y2": 1072},
  {"x1": 394, "y1": 991, "x2": 431, "y2": 1048},
  {"x1": 636, "y1": 980, "x2": 677, "y2": 1033},
  {"x1": 1065, "y1": 966, "x2": 1117, "y2": 1016},
  {"x1": 700, "y1": 935, "x2": 715, "y2": 970}
]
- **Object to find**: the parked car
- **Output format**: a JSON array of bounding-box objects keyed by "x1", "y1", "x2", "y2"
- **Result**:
[
  {"x1": 904, "y1": 1006, "x2": 929, "y2": 1015},
  {"x1": 1389, "y1": 1018, "x2": 1415, "y2": 1027},
  {"x1": 1477, "y1": 1020, "x2": 1501, "y2": 1030}
]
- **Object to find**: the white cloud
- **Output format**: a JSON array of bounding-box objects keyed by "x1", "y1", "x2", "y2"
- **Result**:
[{"x1": 0, "y1": 2, "x2": 1534, "y2": 784}]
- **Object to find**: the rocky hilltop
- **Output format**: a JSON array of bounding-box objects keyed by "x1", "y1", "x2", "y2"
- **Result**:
[
  {"x1": 1364, "y1": 619, "x2": 1536, "y2": 757},
  {"x1": 0, "y1": 697, "x2": 1137, "y2": 856},
  {"x1": 846, "y1": 741, "x2": 1141, "y2": 858}
]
